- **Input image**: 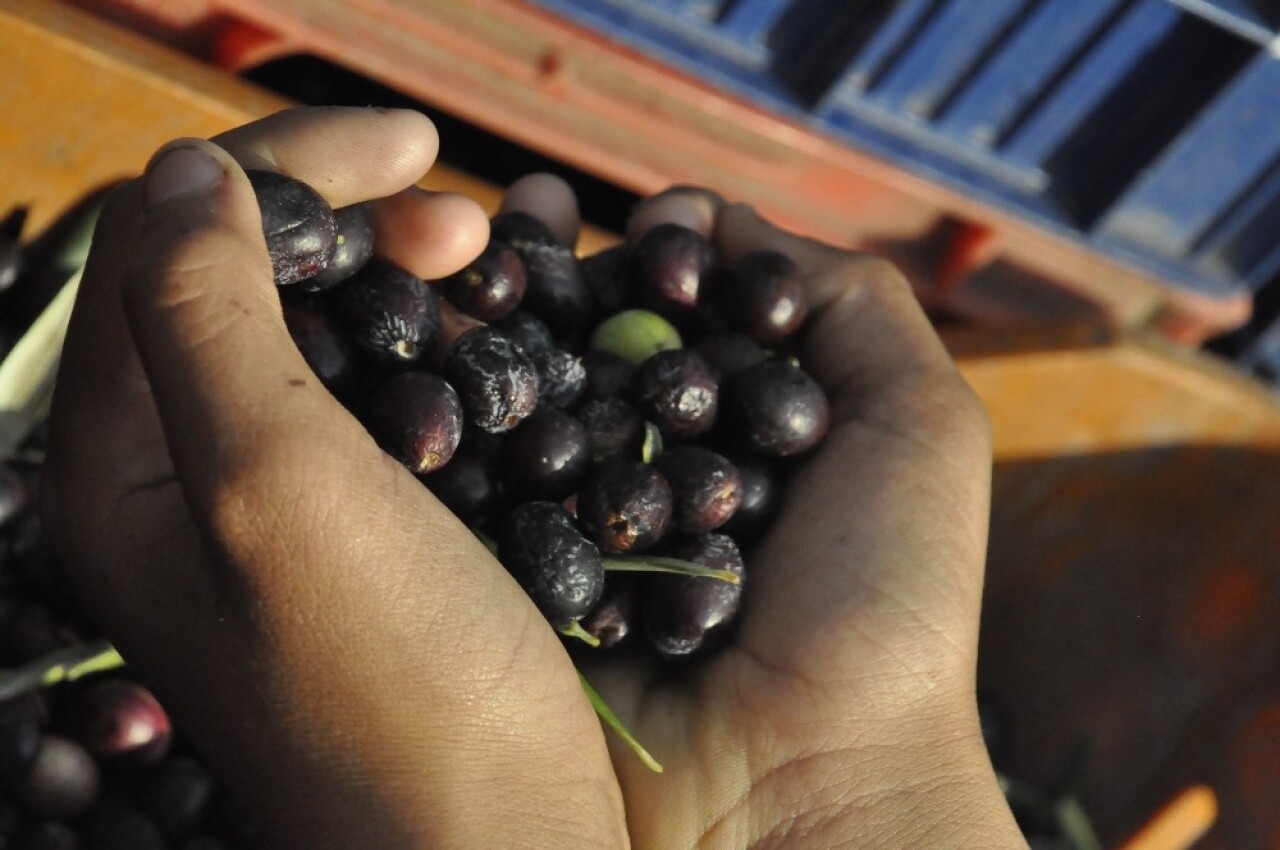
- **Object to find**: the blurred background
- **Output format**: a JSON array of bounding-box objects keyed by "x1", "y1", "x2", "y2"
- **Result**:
[{"x1": 4, "y1": 1, "x2": 1280, "y2": 848}]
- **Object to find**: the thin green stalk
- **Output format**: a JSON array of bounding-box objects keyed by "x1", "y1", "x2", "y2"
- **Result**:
[
  {"x1": 0, "y1": 639, "x2": 124, "y2": 702},
  {"x1": 603, "y1": 555, "x2": 740, "y2": 584},
  {"x1": 558, "y1": 621, "x2": 601, "y2": 648},
  {"x1": 579, "y1": 672, "x2": 662, "y2": 773}
]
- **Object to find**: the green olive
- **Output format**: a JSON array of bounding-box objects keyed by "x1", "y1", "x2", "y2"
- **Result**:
[{"x1": 589, "y1": 309, "x2": 683, "y2": 365}]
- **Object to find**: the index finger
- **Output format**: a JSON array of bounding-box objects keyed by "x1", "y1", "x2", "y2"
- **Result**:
[{"x1": 213, "y1": 106, "x2": 440, "y2": 208}]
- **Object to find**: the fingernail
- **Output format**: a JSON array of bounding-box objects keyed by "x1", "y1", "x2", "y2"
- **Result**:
[{"x1": 144, "y1": 146, "x2": 224, "y2": 207}]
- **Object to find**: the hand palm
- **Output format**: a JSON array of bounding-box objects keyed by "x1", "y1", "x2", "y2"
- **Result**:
[{"x1": 584, "y1": 310, "x2": 994, "y2": 845}]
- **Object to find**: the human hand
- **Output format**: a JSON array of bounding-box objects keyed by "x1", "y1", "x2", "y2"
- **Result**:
[
  {"x1": 40, "y1": 107, "x2": 627, "y2": 849},
  {"x1": 558, "y1": 184, "x2": 1028, "y2": 848},
  {"x1": 41, "y1": 106, "x2": 1025, "y2": 848}
]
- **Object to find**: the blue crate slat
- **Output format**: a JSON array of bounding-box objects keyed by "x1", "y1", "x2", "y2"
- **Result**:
[
  {"x1": 713, "y1": 0, "x2": 791, "y2": 45},
  {"x1": 1096, "y1": 55, "x2": 1280, "y2": 261},
  {"x1": 859, "y1": 0, "x2": 1029, "y2": 120},
  {"x1": 546, "y1": 0, "x2": 779, "y2": 79},
  {"x1": 1236, "y1": 322, "x2": 1280, "y2": 378},
  {"x1": 676, "y1": 0, "x2": 721, "y2": 20},
  {"x1": 998, "y1": 0, "x2": 1183, "y2": 171},
  {"x1": 828, "y1": 0, "x2": 939, "y2": 94},
  {"x1": 931, "y1": 0, "x2": 1128, "y2": 148},
  {"x1": 529, "y1": 0, "x2": 1280, "y2": 300},
  {"x1": 1166, "y1": 0, "x2": 1278, "y2": 41},
  {"x1": 1191, "y1": 160, "x2": 1280, "y2": 289}
]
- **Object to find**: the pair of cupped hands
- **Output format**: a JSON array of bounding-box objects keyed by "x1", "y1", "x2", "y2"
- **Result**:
[{"x1": 40, "y1": 107, "x2": 1025, "y2": 848}]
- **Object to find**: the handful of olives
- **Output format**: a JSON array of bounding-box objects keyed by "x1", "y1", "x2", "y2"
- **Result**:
[
  {"x1": 254, "y1": 172, "x2": 831, "y2": 763},
  {"x1": 254, "y1": 171, "x2": 831, "y2": 651}
]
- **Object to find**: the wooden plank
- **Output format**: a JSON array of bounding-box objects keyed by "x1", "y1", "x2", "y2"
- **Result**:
[
  {"x1": 0, "y1": 0, "x2": 616, "y2": 251},
  {"x1": 947, "y1": 326, "x2": 1280, "y2": 459}
]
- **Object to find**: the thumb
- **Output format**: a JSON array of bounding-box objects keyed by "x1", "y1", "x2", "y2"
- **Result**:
[{"x1": 121, "y1": 139, "x2": 372, "y2": 512}]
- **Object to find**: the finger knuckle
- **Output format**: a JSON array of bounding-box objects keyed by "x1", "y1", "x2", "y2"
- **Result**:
[{"x1": 848, "y1": 254, "x2": 911, "y2": 292}]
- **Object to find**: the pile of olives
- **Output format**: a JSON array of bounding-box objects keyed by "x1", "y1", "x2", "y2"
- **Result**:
[{"x1": 254, "y1": 171, "x2": 830, "y2": 659}]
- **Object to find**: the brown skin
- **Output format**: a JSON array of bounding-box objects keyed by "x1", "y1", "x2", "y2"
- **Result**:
[{"x1": 41, "y1": 107, "x2": 1027, "y2": 849}]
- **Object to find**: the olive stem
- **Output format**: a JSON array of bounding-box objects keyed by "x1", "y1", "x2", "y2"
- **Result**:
[
  {"x1": 603, "y1": 555, "x2": 740, "y2": 585},
  {"x1": 578, "y1": 672, "x2": 662, "y2": 773},
  {"x1": 0, "y1": 639, "x2": 125, "y2": 702},
  {"x1": 640, "y1": 422, "x2": 662, "y2": 464},
  {"x1": 558, "y1": 621, "x2": 601, "y2": 648}
]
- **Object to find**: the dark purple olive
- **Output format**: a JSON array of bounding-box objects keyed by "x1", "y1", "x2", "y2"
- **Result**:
[
  {"x1": 5, "y1": 515, "x2": 67, "y2": 599},
  {"x1": 718, "y1": 456, "x2": 781, "y2": 543},
  {"x1": 582, "y1": 244, "x2": 632, "y2": 317},
  {"x1": 531, "y1": 348, "x2": 586, "y2": 410},
  {"x1": 335, "y1": 259, "x2": 441, "y2": 363},
  {"x1": 644, "y1": 533, "x2": 744, "y2": 658},
  {"x1": 11, "y1": 821, "x2": 81, "y2": 850},
  {"x1": 362, "y1": 372, "x2": 463, "y2": 474},
  {"x1": 21, "y1": 735, "x2": 99, "y2": 820},
  {"x1": 722, "y1": 250, "x2": 808, "y2": 344},
  {"x1": 442, "y1": 241, "x2": 526, "y2": 321},
  {"x1": 445, "y1": 328, "x2": 539, "y2": 434},
  {"x1": 655, "y1": 446, "x2": 742, "y2": 533},
  {"x1": 419, "y1": 442, "x2": 498, "y2": 525},
  {"x1": 581, "y1": 350, "x2": 635, "y2": 401},
  {"x1": 575, "y1": 397, "x2": 644, "y2": 460},
  {"x1": 74, "y1": 680, "x2": 171, "y2": 764},
  {"x1": 82, "y1": 808, "x2": 167, "y2": 850},
  {"x1": 576, "y1": 458, "x2": 672, "y2": 554},
  {"x1": 500, "y1": 410, "x2": 591, "y2": 502},
  {"x1": 722, "y1": 360, "x2": 829, "y2": 456},
  {"x1": 490, "y1": 210, "x2": 557, "y2": 254},
  {"x1": 497, "y1": 502, "x2": 604, "y2": 627},
  {"x1": 693, "y1": 333, "x2": 768, "y2": 381},
  {"x1": 301, "y1": 202, "x2": 374, "y2": 291},
  {"x1": 521, "y1": 245, "x2": 593, "y2": 342},
  {"x1": 245, "y1": 170, "x2": 337, "y2": 286},
  {"x1": 494, "y1": 310, "x2": 556, "y2": 360},
  {"x1": 0, "y1": 698, "x2": 43, "y2": 792},
  {"x1": 631, "y1": 349, "x2": 719, "y2": 440},
  {"x1": 281, "y1": 300, "x2": 359, "y2": 401},
  {"x1": 580, "y1": 575, "x2": 637, "y2": 649},
  {"x1": 135, "y1": 756, "x2": 217, "y2": 839},
  {"x1": 628, "y1": 223, "x2": 715, "y2": 320}
]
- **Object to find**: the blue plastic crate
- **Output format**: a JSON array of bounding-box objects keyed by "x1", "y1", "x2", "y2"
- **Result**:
[{"x1": 529, "y1": 0, "x2": 1280, "y2": 300}]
